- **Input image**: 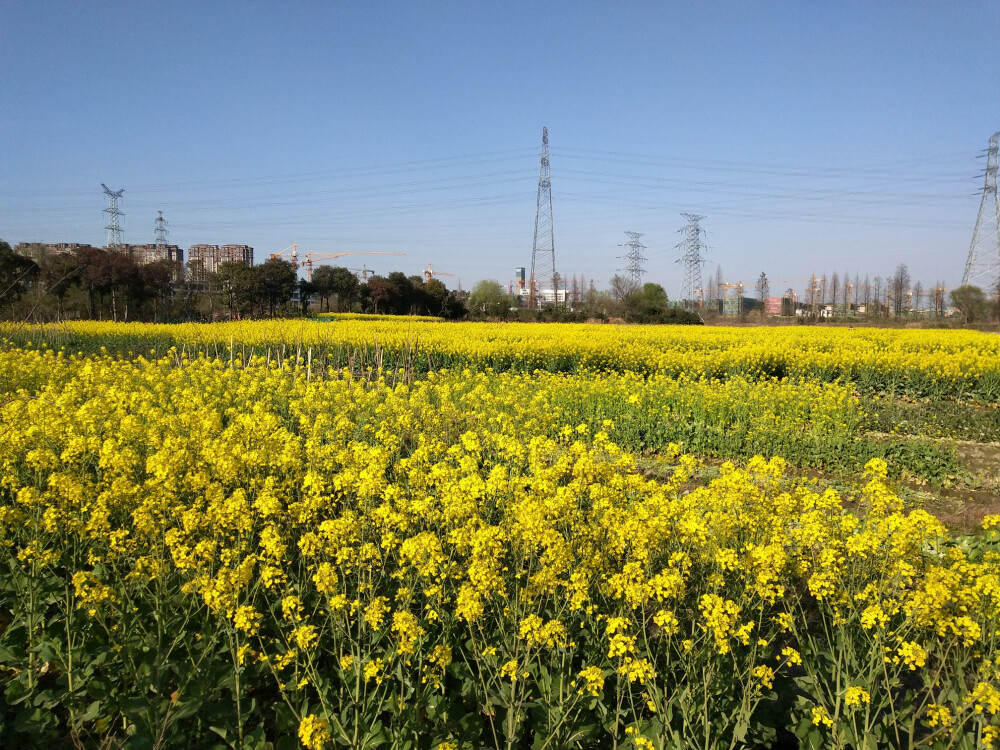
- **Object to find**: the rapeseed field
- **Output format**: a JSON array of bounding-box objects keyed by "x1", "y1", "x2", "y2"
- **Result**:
[{"x1": 1, "y1": 320, "x2": 998, "y2": 749}]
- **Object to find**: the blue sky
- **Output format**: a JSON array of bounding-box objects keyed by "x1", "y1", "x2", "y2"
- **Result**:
[{"x1": 2, "y1": 1, "x2": 998, "y2": 295}]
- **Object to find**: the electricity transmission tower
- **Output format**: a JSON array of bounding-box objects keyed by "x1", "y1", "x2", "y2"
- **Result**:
[
  {"x1": 676, "y1": 213, "x2": 707, "y2": 309},
  {"x1": 529, "y1": 127, "x2": 557, "y2": 307},
  {"x1": 618, "y1": 231, "x2": 647, "y2": 288},
  {"x1": 155, "y1": 210, "x2": 168, "y2": 250},
  {"x1": 963, "y1": 132, "x2": 1000, "y2": 293},
  {"x1": 102, "y1": 183, "x2": 125, "y2": 252}
]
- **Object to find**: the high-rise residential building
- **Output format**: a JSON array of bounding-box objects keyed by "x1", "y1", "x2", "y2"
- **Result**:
[
  {"x1": 187, "y1": 244, "x2": 254, "y2": 281},
  {"x1": 219, "y1": 245, "x2": 254, "y2": 266},
  {"x1": 12, "y1": 241, "x2": 252, "y2": 284},
  {"x1": 13, "y1": 242, "x2": 85, "y2": 262},
  {"x1": 130, "y1": 243, "x2": 184, "y2": 267},
  {"x1": 128, "y1": 244, "x2": 185, "y2": 281}
]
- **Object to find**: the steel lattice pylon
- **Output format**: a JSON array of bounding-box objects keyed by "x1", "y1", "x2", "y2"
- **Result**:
[
  {"x1": 619, "y1": 231, "x2": 646, "y2": 289},
  {"x1": 155, "y1": 210, "x2": 168, "y2": 250},
  {"x1": 963, "y1": 132, "x2": 1000, "y2": 294},
  {"x1": 676, "y1": 213, "x2": 707, "y2": 309},
  {"x1": 529, "y1": 127, "x2": 557, "y2": 307},
  {"x1": 102, "y1": 183, "x2": 125, "y2": 252}
]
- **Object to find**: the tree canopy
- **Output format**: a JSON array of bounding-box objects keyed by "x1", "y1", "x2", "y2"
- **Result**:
[
  {"x1": 621, "y1": 283, "x2": 701, "y2": 325},
  {"x1": 950, "y1": 285, "x2": 987, "y2": 324},
  {"x1": 0, "y1": 240, "x2": 39, "y2": 310},
  {"x1": 468, "y1": 280, "x2": 512, "y2": 318}
]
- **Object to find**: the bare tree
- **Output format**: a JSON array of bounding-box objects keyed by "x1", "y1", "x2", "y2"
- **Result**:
[
  {"x1": 807, "y1": 273, "x2": 822, "y2": 316},
  {"x1": 933, "y1": 282, "x2": 946, "y2": 317},
  {"x1": 829, "y1": 272, "x2": 840, "y2": 316},
  {"x1": 890, "y1": 263, "x2": 911, "y2": 317},
  {"x1": 912, "y1": 281, "x2": 924, "y2": 314},
  {"x1": 755, "y1": 271, "x2": 769, "y2": 319},
  {"x1": 609, "y1": 274, "x2": 638, "y2": 303}
]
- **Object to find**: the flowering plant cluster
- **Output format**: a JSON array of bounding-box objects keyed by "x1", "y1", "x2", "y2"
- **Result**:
[
  {"x1": 5, "y1": 318, "x2": 1000, "y2": 400},
  {"x1": 0, "y1": 322, "x2": 998, "y2": 749}
]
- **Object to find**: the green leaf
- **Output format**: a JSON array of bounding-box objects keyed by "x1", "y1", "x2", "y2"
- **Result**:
[
  {"x1": 242, "y1": 724, "x2": 270, "y2": 750},
  {"x1": 5, "y1": 677, "x2": 30, "y2": 705},
  {"x1": 793, "y1": 716, "x2": 825, "y2": 750},
  {"x1": 13, "y1": 705, "x2": 52, "y2": 735},
  {"x1": 733, "y1": 718, "x2": 749, "y2": 743},
  {"x1": 458, "y1": 711, "x2": 482, "y2": 735},
  {"x1": 171, "y1": 697, "x2": 204, "y2": 721},
  {"x1": 209, "y1": 725, "x2": 228, "y2": 740},
  {"x1": 0, "y1": 644, "x2": 24, "y2": 662},
  {"x1": 86, "y1": 677, "x2": 111, "y2": 700}
]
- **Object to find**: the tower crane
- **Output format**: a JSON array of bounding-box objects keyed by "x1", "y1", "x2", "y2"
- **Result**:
[
  {"x1": 422, "y1": 264, "x2": 454, "y2": 284},
  {"x1": 775, "y1": 278, "x2": 819, "y2": 290},
  {"x1": 270, "y1": 244, "x2": 405, "y2": 281},
  {"x1": 775, "y1": 277, "x2": 825, "y2": 305},
  {"x1": 348, "y1": 265, "x2": 380, "y2": 283},
  {"x1": 717, "y1": 281, "x2": 745, "y2": 315},
  {"x1": 270, "y1": 244, "x2": 303, "y2": 269}
]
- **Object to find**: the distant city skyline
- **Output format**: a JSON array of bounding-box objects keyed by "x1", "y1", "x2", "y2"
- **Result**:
[{"x1": 2, "y1": 1, "x2": 998, "y2": 294}]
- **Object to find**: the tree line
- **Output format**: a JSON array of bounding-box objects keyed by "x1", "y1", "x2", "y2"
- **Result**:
[
  {"x1": 719, "y1": 264, "x2": 999, "y2": 324},
  {"x1": 0, "y1": 240, "x2": 705, "y2": 325},
  {"x1": 464, "y1": 277, "x2": 701, "y2": 325},
  {"x1": 0, "y1": 241, "x2": 474, "y2": 323},
  {"x1": 10, "y1": 240, "x2": 988, "y2": 326},
  {"x1": 1, "y1": 242, "x2": 177, "y2": 322},
  {"x1": 797, "y1": 264, "x2": 1000, "y2": 324}
]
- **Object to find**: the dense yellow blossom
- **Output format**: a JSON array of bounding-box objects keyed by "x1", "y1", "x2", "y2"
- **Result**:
[
  {"x1": 8, "y1": 319, "x2": 998, "y2": 401},
  {"x1": 298, "y1": 714, "x2": 331, "y2": 750},
  {"x1": 577, "y1": 665, "x2": 605, "y2": 696},
  {"x1": 1, "y1": 322, "x2": 998, "y2": 748},
  {"x1": 844, "y1": 686, "x2": 871, "y2": 707}
]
